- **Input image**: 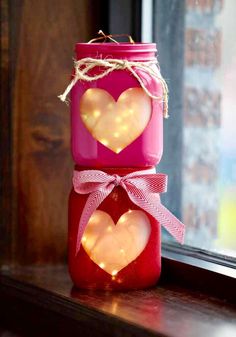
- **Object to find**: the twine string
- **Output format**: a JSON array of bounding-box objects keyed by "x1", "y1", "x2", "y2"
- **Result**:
[
  {"x1": 88, "y1": 30, "x2": 135, "y2": 44},
  {"x1": 58, "y1": 57, "x2": 169, "y2": 118}
]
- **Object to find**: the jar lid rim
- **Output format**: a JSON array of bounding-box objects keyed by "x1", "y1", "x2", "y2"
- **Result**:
[
  {"x1": 76, "y1": 42, "x2": 156, "y2": 46},
  {"x1": 75, "y1": 42, "x2": 157, "y2": 53}
]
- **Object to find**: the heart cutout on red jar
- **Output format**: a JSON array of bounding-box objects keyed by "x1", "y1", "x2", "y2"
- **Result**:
[
  {"x1": 80, "y1": 88, "x2": 152, "y2": 153},
  {"x1": 81, "y1": 210, "x2": 151, "y2": 275}
]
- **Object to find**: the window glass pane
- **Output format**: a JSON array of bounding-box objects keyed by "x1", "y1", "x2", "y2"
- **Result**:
[{"x1": 154, "y1": 0, "x2": 236, "y2": 258}]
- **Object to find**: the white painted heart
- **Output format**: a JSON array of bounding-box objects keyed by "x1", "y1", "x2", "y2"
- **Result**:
[
  {"x1": 82, "y1": 210, "x2": 151, "y2": 275},
  {"x1": 80, "y1": 88, "x2": 152, "y2": 153}
]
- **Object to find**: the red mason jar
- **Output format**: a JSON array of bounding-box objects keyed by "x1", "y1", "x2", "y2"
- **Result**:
[
  {"x1": 68, "y1": 167, "x2": 161, "y2": 290},
  {"x1": 70, "y1": 43, "x2": 164, "y2": 168}
]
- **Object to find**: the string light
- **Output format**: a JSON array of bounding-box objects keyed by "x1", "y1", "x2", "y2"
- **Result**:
[
  {"x1": 90, "y1": 213, "x2": 98, "y2": 220},
  {"x1": 84, "y1": 89, "x2": 93, "y2": 97},
  {"x1": 79, "y1": 87, "x2": 151, "y2": 153},
  {"x1": 115, "y1": 147, "x2": 122, "y2": 153},
  {"x1": 93, "y1": 110, "x2": 101, "y2": 117},
  {"x1": 119, "y1": 216, "x2": 126, "y2": 223},
  {"x1": 100, "y1": 139, "x2": 109, "y2": 146},
  {"x1": 115, "y1": 116, "x2": 122, "y2": 123},
  {"x1": 81, "y1": 209, "x2": 151, "y2": 276}
]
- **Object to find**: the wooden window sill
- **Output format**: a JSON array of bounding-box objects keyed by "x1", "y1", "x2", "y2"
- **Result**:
[{"x1": 1, "y1": 265, "x2": 236, "y2": 337}]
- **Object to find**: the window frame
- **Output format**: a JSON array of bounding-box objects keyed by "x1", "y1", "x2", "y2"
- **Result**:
[
  {"x1": 162, "y1": 245, "x2": 236, "y2": 303},
  {"x1": 144, "y1": 0, "x2": 236, "y2": 298}
]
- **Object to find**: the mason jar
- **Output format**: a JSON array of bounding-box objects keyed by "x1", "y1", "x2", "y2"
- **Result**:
[
  {"x1": 70, "y1": 42, "x2": 164, "y2": 167},
  {"x1": 68, "y1": 167, "x2": 161, "y2": 290}
]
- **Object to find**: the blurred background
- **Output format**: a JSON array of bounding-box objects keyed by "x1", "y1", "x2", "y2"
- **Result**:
[{"x1": 1, "y1": 0, "x2": 236, "y2": 266}]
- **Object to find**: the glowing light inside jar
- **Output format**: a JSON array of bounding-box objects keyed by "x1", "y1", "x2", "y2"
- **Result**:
[
  {"x1": 80, "y1": 88, "x2": 152, "y2": 153},
  {"x1": 93, "y1": 110, "x2": 101, "y2": 118},
  {"x1": 100, "y1": 139, "x2": 109, "y2": 146},
  {"x1": 81, "y1": 209, "x2": 151, "y2": 275}
]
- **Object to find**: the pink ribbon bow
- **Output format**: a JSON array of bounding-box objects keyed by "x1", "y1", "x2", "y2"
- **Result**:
[{"x1": 73, "y1": 169, "x2": 185, "y2": 255}]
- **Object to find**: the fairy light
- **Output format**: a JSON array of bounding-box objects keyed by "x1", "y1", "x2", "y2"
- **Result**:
[
  {"x1": 93, "y1": 110, "x2": 101, "y2": 117},
  {"x1": 100, "y1": 139, "x2": 109, "y2": 146},
  {"x1": 79, "y1": 87, "x2": 151, "y2": 154},
  {"x1": 115, "y1": 116, "x2": 122, "y2": 123},
  {"x1": 119, "y1": 216, "x2": 127, "y2": 223},
  {"x1": 84, "y1": 88, "x2": 93, "y2": 97},
  {"x1": 90, "y1": 213, "x2": 98, "y2": 220},
  {"x1": 115, "y1": 147, "x2": 122, "y2": 153},
  {"x1": 81, "y1": 209, "x2": 151, "y2": 276}
]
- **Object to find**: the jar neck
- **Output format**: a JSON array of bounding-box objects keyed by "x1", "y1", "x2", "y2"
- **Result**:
[
  {"x1": 74, "y1": 166, "x2": 155, "y2": 177},
  {"x1": 75, "y1": 43, "x2": 157, "y2": 62}
]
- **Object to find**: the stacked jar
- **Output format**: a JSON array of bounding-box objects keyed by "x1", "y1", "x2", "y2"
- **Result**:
[{"x1": 61, "y1": 40, "x2": 183, "y2": 291}]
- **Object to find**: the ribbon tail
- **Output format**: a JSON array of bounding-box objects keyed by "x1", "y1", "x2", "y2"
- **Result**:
[
  {"x1": 125, "y1": 187, "x2": 185, "y2": 244},
  {"x1": 75, "y1": 187, "x2": 113, "y2": 256},
  {"x1": 154, "y1": 203, "x2": 185, "y2": 244}
]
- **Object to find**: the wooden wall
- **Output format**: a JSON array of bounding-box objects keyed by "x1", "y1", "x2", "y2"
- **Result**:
[{"x1": 0, "y1": 0, "x2": 105, "y2": 265}]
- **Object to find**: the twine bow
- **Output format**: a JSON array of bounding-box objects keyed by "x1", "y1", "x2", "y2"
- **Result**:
[
  {"x1": 73, "y1": 169, "x2": 185, "y2": 255},
  {"x1": 58, "y1": 58, "x2": 169, "y2": 118}
]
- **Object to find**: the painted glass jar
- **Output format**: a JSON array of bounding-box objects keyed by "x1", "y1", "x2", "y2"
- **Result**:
[
  {"x1": 68, "y1": 167, "x2": 161, "y2": 290},
  {"x1": 70, "y1": 43, "x2": 164, "y2": 167}
]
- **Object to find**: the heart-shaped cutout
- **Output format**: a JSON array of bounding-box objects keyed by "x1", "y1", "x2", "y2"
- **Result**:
[
  {"x1": 80, "y1": 88, "x2": 152, "y2": 153},
  {"x1": 82, "y1": 210, "x2": 151, "y2": 275}
]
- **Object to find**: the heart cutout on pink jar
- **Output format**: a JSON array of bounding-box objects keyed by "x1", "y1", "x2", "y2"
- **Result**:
[
  {"x1": 82, "y1": 210, "x2": 151, "y2": 275},
  {"x1": 80, "y1": 88, "x2": 152, "y2": 153}
]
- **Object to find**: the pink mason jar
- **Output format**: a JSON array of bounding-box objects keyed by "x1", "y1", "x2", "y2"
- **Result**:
[{"x1": 70, "y1": 43, "x2": 165, "y2": 167}]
